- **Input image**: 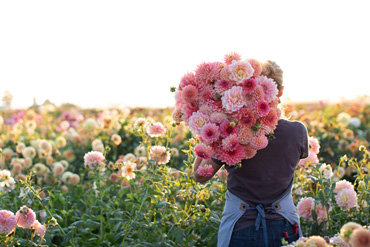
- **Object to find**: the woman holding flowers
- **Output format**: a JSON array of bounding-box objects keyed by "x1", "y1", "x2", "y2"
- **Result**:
[{"x1": 183, "y1": 56, "x2": 309, "y2": 247}]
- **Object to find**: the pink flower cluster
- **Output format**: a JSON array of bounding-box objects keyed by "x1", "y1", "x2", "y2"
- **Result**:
[
  {"x1": 197, "y1": 164, "x2": 214, "y2": 177},
  {"x1": 0, "y1": 206, "x2": 46, "y2": 237},
  {"x1": 297, "y1": 197, "x2": 329, "y2": 224},
  {"x1": 334, "y1": 180, "x2": 358, "y2": 210},
  {"x1": 298, "y1": 136, "x2": 320, "y2": 168},
  {"x1": 173, "y1": 53, "x2": 281, "y2": 166}
]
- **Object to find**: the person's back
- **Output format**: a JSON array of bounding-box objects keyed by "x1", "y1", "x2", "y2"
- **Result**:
[{"x1": 218, "y1": 119, "x2": 308, "y2": 231}]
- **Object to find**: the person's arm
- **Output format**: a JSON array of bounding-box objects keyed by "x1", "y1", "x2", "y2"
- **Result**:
[{"x1": 193, "y1": 156, "x2": 222, "y2": 183}]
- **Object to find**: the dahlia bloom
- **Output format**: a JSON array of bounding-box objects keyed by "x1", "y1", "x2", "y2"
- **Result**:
[
  {"x1": 195, "y1": 62, "x2": 222, "y2": 84},
  {"x1": 15, "y1": 206, "x2": 36, "y2": 229},
  {"x1": 335, "y1": 188, "x2": 357, "y2": 209},
  {"x1": 297, "y1": 197, "x2": 314, "y2": 219},
  {"x1": 334, "y1": 180, "x2": 354, "y2": 194},
  {"x1": 215, "y1": 80, "x2": 233, "y2": 96},
  {"x1": 222, "y1": 134, "x2": 239, "y2": 152},
  {"x1": 0, "y1": 169, "x2": 15, "y2": 192},
  {"x1": 330, "y1": 235, "x2": 350, "y2": 247},
  {"x1": 111, "y1": 134, "x2": 122, "y2": 146},
  {"x1": 238, "y1": 127, "x2": 254, "y2": 145},
  {"x1": 0, "y1": 210, "x2": 17, "y2": 235},
  {"x1": 22, "y1": 146, "x2": 37, "y2": 159},
  {"x1": 150, "y1": 146, "x2": 171, "y2": 165},
  {"x1": 315, "y1": 203, "x2": 328, "y2": 224},
  {"x1": 348, "y1": 228, "x2": 370, "y2": 247},
  {"x1": 246, "y1": 58, "x2": 262, "y2": 77},
  {"x1": 83, "y1": 118, "x2": 97, "y2": 132},
  {"x1": 227, "y1": 60, "x2": 254, "y2": 84},
  {"x1": 134, "y1": 118, "x2": 148, "y2": 128},
  {"x1": 304, "y1": 236, "x2": 327, "y2": 247},
  {"x1": 249, "y1": 135, "x2": 268, "y2": 150},
  {"x1": 319, "y1": 163, "x2": 333, "y2": 178},
  {"x1": 255, "y1": 75, "x2": 279, "y2": 103},
  {"x1": 220, "y1": 121, "x2": 239, "y2": 138},
  {"x1": 244, "y1": 144, "x2": 257, "y2": 159},
  {"x1": 84, "y1": 151, "x2": 105, "y2": 169},
  {"x1": 31, "y1": 220, "x2": 46, "y2": 237},
  {"x1": 218, "y1": 145, "x2": 246, "y2": 166},
  {"x1": 308, "y1": 136, "x2": 320, "y2": 154},
  {"x1": 189, "y1": 111, "x2": 209, "y2": 135},
  {"x1": 224, "y1": 52, "x2": 242, "y2": 65},
  {"x1": 197, "y1": 164, "x2": 214, "y2": 177},
  {"x1": 179, "y1": 72, "x2": 196, "y2": 90},
  {"x1": 222, "y1": 86, "x2": 245, "y2": 112},
  {"x1": 182, "y1": 85, "x2": 199, "y2": 104},
  {"x1": 210, "y1": 112, "x2": 227, "y2": 125},
  {"x1": 147, "y1": 122, "x2": 167, "y2": 138},
  {"x1": 254, "y1": 99, "x2": 270, "y2": 117},
  {"x1": 200, "y1": 123, "x2": 220, "y2": 144},
  {"x1": 198, "y1": 104, "x2": 213, "y2": 116},
  {"x1": 194, "y1": 143, "x2": 213, "y2": 160},
  {"x1": 241, "y1": 78, "x2": 257, "y2": 94},
  {"x1": 120, "y1": 161, "x2": 137, "y2": 180},
  {"x1": 172, "y1": 107, "x2": 183, "y2": 123},
  {"x1": 340, "y1": 222, "x2": 363, "y2": 243}
]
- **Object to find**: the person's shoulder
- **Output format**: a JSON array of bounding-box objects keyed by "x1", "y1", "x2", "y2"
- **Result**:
[{"x1": 278, "y1": 119, "x2": 307, "y2": 131}]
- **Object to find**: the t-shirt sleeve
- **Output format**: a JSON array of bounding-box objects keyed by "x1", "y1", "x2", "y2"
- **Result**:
[
  {"x1": 299, "y1": 122, "x2": 309, "y2": 159},
  {"x1": 211, "y1": 157, "x2": 225, "y2": 166}
]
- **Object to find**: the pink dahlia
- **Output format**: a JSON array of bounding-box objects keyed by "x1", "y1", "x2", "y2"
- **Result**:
[
  {"x1": 256, "y1": 75, "x2": 279, "y2": 103},
  {"x1": 246, "y1": 58, "x2": 262, "y2": 77},
  {"x1": 84, "y1": 151, "x2": 105, "y2": 169},
  {"x1": 189, "y1": 111, "x2": 209, "y2": 135},
  {"x1": 220, "y1": 120, "x2": 239, "y2": 138},
  {"x1": 224, "y1": 52, "x2": 242, "y2": 65},
  {"x1": 254, "y1": 99, "x2": 270, "y2": 117},
  {"x1": 255, "y1": 124, "x2": 272, "y2": 137},
  {"x1": 299, "y1": 151, "x2": 319, "y2": 166},
  {"x1": 182, "y1": 85, "x2": 199, "y2": 104},
  {"x1": 147, "y1": 122, "x2": 167, "y2": 137},
  {"x1": 172, "y1": 107, "x2": 183, "y2": 123},
  {"x1": 334, "y1": 180, "x2": 354, "y2": 194},
  {"x1": 335, "y1": 188, "x2": 357, "y2": 209},
  {"x1": 349, "y1": 228, "x2": 370, "y2": 247},
  {"x1": 31, "y1": 220, "x2": 46, "y2": 237},
  {"x1": 262, "y1": 109, "x2": 279, "y2": 130},
  {"x1": 241, "y1": 78, "x2": 257, "y2": 94},
  {"x1": 309, "y1": 136, "x2": 320, "y2": 154},
  {"x1": 195, "y1": 62, "x2": 222, "y2": 85},
  {"x1": 218, "y1": 144, "x2": 246, "y2": 166},
  {"x1": 222, "y1": 134, "x2": 240, "y2": 152},
  {"x1": 228, "y1": 60, "x2": 254, "y2": 84},
  {"x1": 179, "y1": 72, "x2": 196, "y2": 90},
  {"x1": 297, "y1": 197, "x2": 314, "y2": 219},
  {"x1": 251, "y1": 85, "x2": 265, "y2": 101},
  {"x1": 174, "y1": 90, "x2": 184, "y2": 106},
  {"x1": 244, "y1": 144, "x2": 257, "y2": 159},
  {"x1": 304, "y1": 236, "x2": 327, "y2": 247},
  {"x1": 249, "y1": 135, "x2": 268, "y2": 150},
  {"x1": 210, "y1": 112, "x2": 227, "y2": 124},
  {"x1": 150, "y1": 146, "x2": 171, "y2": 164},
  {"x1": 222, "y1": 86, "x2": 245, "y2": 112},
  {"x1": 194, "y1": 143, "x2": 213, "y2": 160},
  {"x1": 215, "y1": 80, "x2": 233, "y2": 96},
  {"x1": 200, "y1": 123, "x2": 220, "y2": 144},
  {"x1": 197, "y1": 164, "x2": 214, "y2": 177},
  {"x1": 237, "y1": 107, "x2": 257, "y2": 128},
  {"x1": 315, "y1": 203, "x2": 328, "y2": 224},
  {"x1": 134, "y1": 118, "x2": 148, "y2": 128},
  {"x1": 238, "y1": 127, "x2": 254, "y2": 145},
  {"x1": 220, "y1": 66, "x2": 231, "y2": 81},
  {"x1": 15, "y1": 205, "x2": 36, "y2": 229},
  {"x1": 198, "y1": 85, "x2": 216, "y2": 105},
  {"x1": 199, "y1": 104, "x2": 213, "y2": 116},
  {"x1": 0, "y1": 210, "x2": 17, "y2": 235},
  {"x1": 182, "y1": 104, "x2": 198, "y2": 123}
]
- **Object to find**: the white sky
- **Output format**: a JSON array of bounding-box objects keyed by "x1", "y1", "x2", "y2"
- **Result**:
[{"x1": 1, "y1": 0, "x2": 370, "y2": 109}]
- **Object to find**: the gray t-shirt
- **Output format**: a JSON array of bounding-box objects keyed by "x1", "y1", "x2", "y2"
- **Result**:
[{"x1": 212, "y1": 119, "x2": 309, "y2": 231}]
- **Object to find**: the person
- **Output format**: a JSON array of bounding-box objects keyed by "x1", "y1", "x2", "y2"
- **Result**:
[{"x1": 193, "y1": 60, "x2": 309, "y2": 247}]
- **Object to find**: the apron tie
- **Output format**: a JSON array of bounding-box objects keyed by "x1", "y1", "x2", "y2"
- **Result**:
[{"x1": 244, "y1": 204, "x2": 276, "y2": 247}]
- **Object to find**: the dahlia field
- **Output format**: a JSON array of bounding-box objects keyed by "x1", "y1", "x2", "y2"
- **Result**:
[{"x1": 1, "y1": 99, "x2": 370, "y2": 246}]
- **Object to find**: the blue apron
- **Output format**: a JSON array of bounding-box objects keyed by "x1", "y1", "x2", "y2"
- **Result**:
[{"x1": 217, "y1": 190, "x2": 302, "y2": 247}]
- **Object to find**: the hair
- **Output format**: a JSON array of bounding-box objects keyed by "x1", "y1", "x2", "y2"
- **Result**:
[{"x1": 261, "y1": 60, "x2": 283, "y2": 91}]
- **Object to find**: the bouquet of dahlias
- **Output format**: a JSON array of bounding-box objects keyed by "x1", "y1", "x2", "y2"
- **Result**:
[{"x1": 172, "y1": 52, "x2": 282, "y2": 166}]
